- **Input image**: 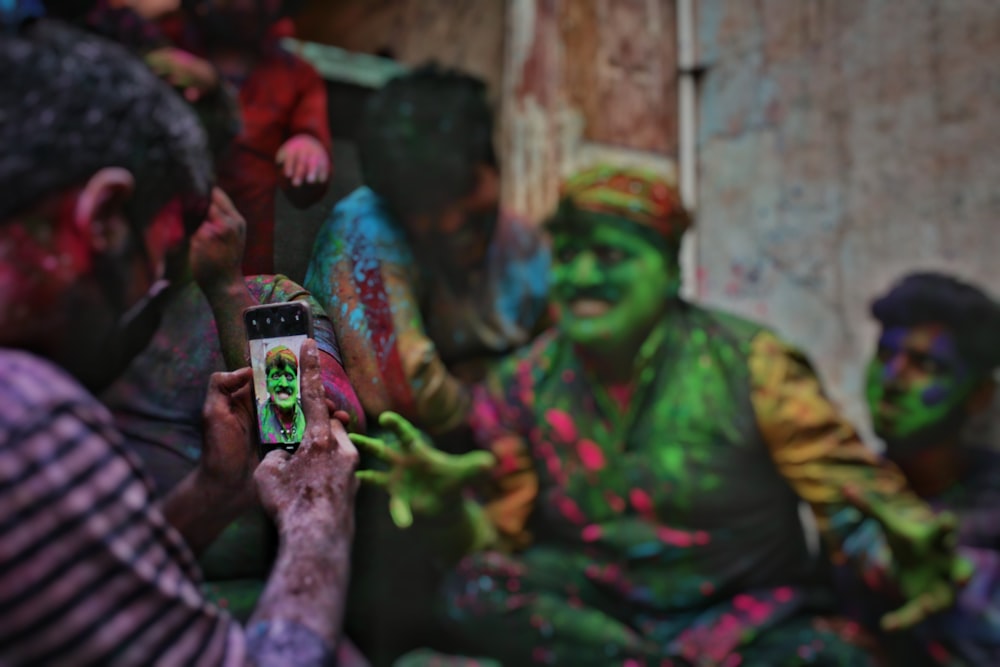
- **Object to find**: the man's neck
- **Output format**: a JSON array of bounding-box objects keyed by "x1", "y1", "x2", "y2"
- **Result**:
[
  {"x1": 895, "y1": 440, "x2": 967, "y2": 498},
  {"x1": 577, "y1": 324, "x2": 660, "y2": 386}
]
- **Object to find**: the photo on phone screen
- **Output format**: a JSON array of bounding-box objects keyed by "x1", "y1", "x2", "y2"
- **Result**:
[{"x1": 244, "y1": 303, "x2": 313, "y2": 456}]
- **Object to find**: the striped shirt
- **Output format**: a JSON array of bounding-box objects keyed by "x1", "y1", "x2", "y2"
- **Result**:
[{"x1": 0, "y1": 349, "x2": 246, "y2": 666}]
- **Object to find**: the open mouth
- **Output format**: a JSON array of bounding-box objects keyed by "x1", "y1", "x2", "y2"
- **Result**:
[
  {"x1": 569, "y1": 299, "x2": 612, "y2": 318},
  {"x1": 275, "y1": 390, "x2": 293, "y2": 401}
]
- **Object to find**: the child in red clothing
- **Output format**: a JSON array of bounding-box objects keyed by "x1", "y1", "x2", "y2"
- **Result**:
[{"x1": 168, "y1": 0, "x2": 333, "y2": 274}]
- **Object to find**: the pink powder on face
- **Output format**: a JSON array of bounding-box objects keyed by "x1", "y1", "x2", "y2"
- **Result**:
[
  {"x1": 581, "y1": 524, "x2": 603, "y2": 542},
  {"x1": 577, "y1": 439, "x2": 606, "y2": 470},
  {"x1": 545, "y1": 408, "x2": 578, "y2": 443}
]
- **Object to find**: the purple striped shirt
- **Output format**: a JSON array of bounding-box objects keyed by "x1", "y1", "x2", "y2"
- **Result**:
[{"x1": 0, "y1": 349, "x2": 246, "y2": 666}]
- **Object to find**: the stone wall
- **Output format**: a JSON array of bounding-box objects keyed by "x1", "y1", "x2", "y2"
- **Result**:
[{"x1": 693, "y1": 0, "x2": 1000, "y2": 432}]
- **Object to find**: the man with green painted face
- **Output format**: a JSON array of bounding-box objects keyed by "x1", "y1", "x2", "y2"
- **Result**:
[
  {"x1": 259, "y1": 344, "x2": 307, "y2": 444},
  {"x1": 355, "y1": 165, "x2": 970, "y2": 666},
  {"x1": 834, "y1": 273, "x2": 1000, "y2": 665}
]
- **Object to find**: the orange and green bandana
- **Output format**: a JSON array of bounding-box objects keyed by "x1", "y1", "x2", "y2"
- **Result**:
[{"x1": 550, "y1": 164, "x2": 691, "y2": 241}]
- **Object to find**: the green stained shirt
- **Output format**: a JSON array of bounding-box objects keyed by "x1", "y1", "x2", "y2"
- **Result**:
[
  {"x1": 258, "y1": 399, "x2": 306, "y2": 445},
  {"x1": 469, "y1": 302, "x2": 930, "y2": 654}
]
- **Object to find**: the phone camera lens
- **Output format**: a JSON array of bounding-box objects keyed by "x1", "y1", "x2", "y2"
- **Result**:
[{"x1": 266, "y1": 317, "x2": 271, "y2": 324}]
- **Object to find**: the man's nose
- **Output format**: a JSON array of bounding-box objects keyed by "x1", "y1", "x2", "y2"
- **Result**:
[{"x1": 569, "y1": 252, "x2": 601, "y2": 286}]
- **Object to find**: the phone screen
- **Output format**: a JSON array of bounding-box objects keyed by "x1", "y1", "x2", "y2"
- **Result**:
[{"x1": 244, "y1": 302, "x2": 313, "y2": 456}]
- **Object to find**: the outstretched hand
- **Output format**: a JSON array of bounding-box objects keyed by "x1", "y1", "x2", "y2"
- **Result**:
[
  {"x1": 844, "y1": 485, "x2": 973, "y2": 631},
  {"x1": 350, "y1": 412, "x2": 496, "y2": 529}
]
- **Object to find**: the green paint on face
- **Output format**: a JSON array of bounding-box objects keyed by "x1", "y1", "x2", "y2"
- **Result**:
[
  {"x1": 266, "y1": 364, "x2": 299, "y2": 411},
  {"x1": 550, "y1": 215, "x2": 678, "y2": 352},
  {"x1": 865, "y1": 324, "x2": 976, "y2": 454}
]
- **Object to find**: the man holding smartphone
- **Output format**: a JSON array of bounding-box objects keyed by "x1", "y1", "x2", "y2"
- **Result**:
[{"x1": 0, "y1": 19, "x2": 357, "y2": 666}]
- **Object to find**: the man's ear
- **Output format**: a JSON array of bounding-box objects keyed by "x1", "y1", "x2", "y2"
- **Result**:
[
  {"x1": 966, "y1": 377, "x2": 996, "y2": 416},
  {"x1": 471, "y1": 163, "x2": 500, "y2": 208},
  {"x1": 74, "y1": 167, "x2": 135, "y2": 254}
]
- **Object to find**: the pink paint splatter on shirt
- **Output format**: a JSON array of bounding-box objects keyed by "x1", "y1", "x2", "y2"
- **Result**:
[
  {"x1": 629, "y1": 488, "x2": 655, "y2": 514},
  {"x1": 545, "y1": 408, "x2": 578, "y2": 443},
  {"x1": 581, "y1": 524, "x2": 602, "y2": 542},
  {"x1": 774, "y1": 586, "x2": 794, "y2": 603},
  {"x1": 577, "y1": 439, "x2": 606, "y2": 470},
  {"x1": 556, "y1": 495, "x2": 587, "y2": 524},
  {"x1": 605, "y1": 491, "x2": 626, "y2": 513},
  {"x1": 656, "y1": 526, "x2": 694, "y2": 547}
]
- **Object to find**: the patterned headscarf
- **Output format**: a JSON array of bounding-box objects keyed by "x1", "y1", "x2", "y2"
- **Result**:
[
  {"x1": 550, "y1": 164, "x2": 692, "y2": 242},
  {"x1": 265, "y1": 345, "x2": 298, "y2": 372}
]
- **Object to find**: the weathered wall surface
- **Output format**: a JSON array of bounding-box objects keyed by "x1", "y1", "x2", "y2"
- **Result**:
[
  {"x1": 501, "y1": 0, "x2": 679, "y2": 223},
  {"x1": 694, "y1": 0, "x2": 1000, "y2": 431}
]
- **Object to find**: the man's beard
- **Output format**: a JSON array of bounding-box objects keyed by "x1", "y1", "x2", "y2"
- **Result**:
[
  {"x1": 419, "y1": 209, "x2": 498, "y2": 288},
  {"x1": 881, "y1": 401, "x2": 969, "y2": 461}
]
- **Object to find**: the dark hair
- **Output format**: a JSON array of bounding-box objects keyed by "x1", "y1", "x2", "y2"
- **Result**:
[
  {"x1": 358, "y1": 64, "x2": 496, "y2": 219},
  {"x1": 871, "y1": 272, "x2": 1000, "y2": 371},
  {"x1": 0, "y1": 20, "x2": 213, "y2": 228}
]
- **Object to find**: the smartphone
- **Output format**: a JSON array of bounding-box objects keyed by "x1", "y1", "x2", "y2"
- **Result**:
[{"x1": 244, "y1": 302, "x2": 314, "y2": 458}]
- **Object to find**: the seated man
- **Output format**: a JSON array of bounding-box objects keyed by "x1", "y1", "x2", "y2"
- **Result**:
[
  {"x1": 305, "y1": 65, "x2": 549, "y2": 664},
  {"x1": 304, "y1": 65, "x2": 549, "y2": 437},
  {"x1": 355, "y1": 165, "x2": 967, "y2": 666},
  {"x1": 835, "y1": 273, "x2": 1000, "y2": 665},
  {"x1": 0, "y1": 21, "x2": 357, "y2": 665}
]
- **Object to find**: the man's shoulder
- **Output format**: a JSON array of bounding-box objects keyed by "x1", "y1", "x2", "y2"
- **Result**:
[
  {"x1": 0, "y1": 349, "x2": 117, "y2": 468},
  {"x1": 686, "y1": 303, "x2": 771, "y2": 341},
  {"x1": 314, "y1": 188, "x2": 412, "y2": 263},
  {"x1": 246, "y1": 273, "x2": 309, "y2": 304},
  {"x1": 0, "y1": 349, "x2": 103, "y2": 426}
]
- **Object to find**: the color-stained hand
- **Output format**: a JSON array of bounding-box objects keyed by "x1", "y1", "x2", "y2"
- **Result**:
[
  {"x1": 190, "y1": 188, "x2": 246, "y2": 296},
  {"x1": 276, "y1": 134, "x2": 330, "y2": 187},
  {"x1": 844, "y1": 485, "x2": 974, "y2": 631},
  {"x1": 200, "y1": 366, "x2": 258, "y2": 511},
  {"x1": 350, "y1": 412, "x2": 496, "y2": 529}
]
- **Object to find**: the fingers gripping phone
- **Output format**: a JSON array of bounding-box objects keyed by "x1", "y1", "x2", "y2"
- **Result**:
[{"x1": 244, "y1": 302, "x2": 314, "y2": 458}]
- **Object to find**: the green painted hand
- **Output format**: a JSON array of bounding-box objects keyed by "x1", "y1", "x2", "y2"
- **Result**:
[
  {"x1": 843, "y1": 485, "x2": 973, "y2": 631},
  {"x1": 350, "y1": 412, "x2": 497, "y2": 529}
]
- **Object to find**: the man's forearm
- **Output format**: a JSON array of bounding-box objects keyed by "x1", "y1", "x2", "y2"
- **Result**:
[
  {"x1": 248, "y1": 511, "x2": 353, "y2": 656},
  {"x1": 161, "y1": 469, "x2": 250, "y2": 556},
  {"x1": 203, "y1": 277, "x2": 257, "y2": 371}
]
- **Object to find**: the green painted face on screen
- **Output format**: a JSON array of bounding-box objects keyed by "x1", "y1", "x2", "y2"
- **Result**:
[{"x1": 266, "y1": 363, "x2": 298, "y2": 411}]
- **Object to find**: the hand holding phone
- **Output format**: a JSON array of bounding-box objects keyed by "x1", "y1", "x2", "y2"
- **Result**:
[
  {"x1": 254, "y1": 338, "x2": 360, "y2": 528},
  {"x1": 244, "y1": 302, "x2": 314, "y2": 458}
]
